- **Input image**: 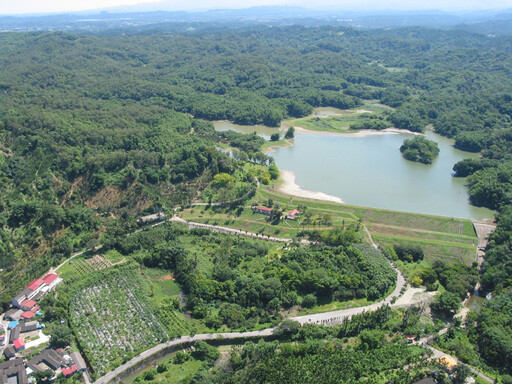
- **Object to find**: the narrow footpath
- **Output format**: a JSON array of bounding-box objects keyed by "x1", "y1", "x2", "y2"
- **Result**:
[{"x1": 170, "y1": 216, "x2": 309, "y2": 244}]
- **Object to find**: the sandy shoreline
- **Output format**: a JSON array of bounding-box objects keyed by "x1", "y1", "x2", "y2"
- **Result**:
[
  {"x1": 294, "y1": 126, "x2": 423, "y2": 137},
  {"x1": 278, "y1": 170, "x2": 344, "y2": 204}
]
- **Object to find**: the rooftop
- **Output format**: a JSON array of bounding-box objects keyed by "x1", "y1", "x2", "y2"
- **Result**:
[
  {"x1": 20, "y1": 311, "x2": 35, "y2": 320},
  {"x1": 12, "y1": 339, "x2": 25, "y2": 350},
  {"x1": 42, "y1": 274, "x2": 58, "y2": 285},
  {"x1": 26, "y1": 279, "x2": 44, "y2": 291},
  {"x1": 62, "y1": 365, "x2": 77, "y2": 377},
  {"x1": 19, "y1": 300, "x2": 36, "y2": 309}
]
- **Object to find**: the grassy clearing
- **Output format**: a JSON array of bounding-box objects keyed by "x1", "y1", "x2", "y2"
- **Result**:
[
  {"x1": 297, "y1": 297, "x2": 374, "y2": 315},
  {"x1": 262, "y1": 139, "x2": 292, "y2": 152},
  {"x1": 285, "y1": 115, "x2": 359, "y2": 133},
  {"x1": 142, "y1": 268, "x2": 181, "y2": 304},
  {"x1": 366, "y1": 223, "x2": 476, "y2": 246},
  {"x1": 285, "y1": 101, "x2": 392, "y2": 133},
  {"x1": 258, "y1": 188, "x2": 474, "y2": 235},
  {"x1": 131, "y1": 358, "x2": 203, "y2": 384},
  {"x1": 374, "y1": 233, "x2": 476, "y2": 265}
]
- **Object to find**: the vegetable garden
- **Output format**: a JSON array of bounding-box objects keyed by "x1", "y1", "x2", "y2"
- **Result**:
[{"x1": 69, "y1": 267, "x2": 172, "y2": 377}]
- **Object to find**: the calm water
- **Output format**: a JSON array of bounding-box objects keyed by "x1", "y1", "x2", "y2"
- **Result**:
[
  {"x1": 214, "y1": 121, "x2": 280, "y2": 140},
  {"x1": 214, "y1": 122, "x2": 495, "y2": 220}
]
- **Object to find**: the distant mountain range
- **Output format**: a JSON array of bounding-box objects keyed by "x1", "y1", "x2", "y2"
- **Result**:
[{"x1": 1, "y1": 5, "x2": 512, "y2": 34}]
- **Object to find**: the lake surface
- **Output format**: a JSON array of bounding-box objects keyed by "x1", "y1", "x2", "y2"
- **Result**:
[
  {"x1": 213, "y1": 121, "x2": 279, "y2": 140},
  {"x1": 214, "y1": 121, "x2": 495, "y2": 220}
]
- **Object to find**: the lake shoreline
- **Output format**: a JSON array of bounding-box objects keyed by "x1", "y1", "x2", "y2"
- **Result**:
[
  {"x1": 278, "y1": 169, "x2": 345, "y2": 204},
  {"x1": 293, "y1": 126, "x2": 423, "y2": 137}
]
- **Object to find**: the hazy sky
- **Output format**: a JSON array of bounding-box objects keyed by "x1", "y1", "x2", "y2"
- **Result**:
[{"x1": 2, "y1": 0, "x2": 512, "y2": 15}]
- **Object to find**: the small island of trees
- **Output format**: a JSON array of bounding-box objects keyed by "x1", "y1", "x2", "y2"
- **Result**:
[{"x1": 400, "y1": 136, "x2": 440, "y2": 165}]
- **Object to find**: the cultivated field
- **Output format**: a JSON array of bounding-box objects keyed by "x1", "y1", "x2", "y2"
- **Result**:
[{"x1": 69, "y1": 268, "x2": 174, "y2": 377}]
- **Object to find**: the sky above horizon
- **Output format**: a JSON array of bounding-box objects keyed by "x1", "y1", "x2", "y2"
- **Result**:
[{"x1": 2, "y1": 0, "x2": 512, "y2": 15}]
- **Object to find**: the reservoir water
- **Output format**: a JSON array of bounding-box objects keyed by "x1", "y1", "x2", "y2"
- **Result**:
[{"x1": 213, "y1": 121, "x2": 495, "y2": 220}]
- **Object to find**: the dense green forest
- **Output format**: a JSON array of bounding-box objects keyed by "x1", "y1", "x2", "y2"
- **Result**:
[
  {"x1": 400, "y1": 136, "x2": 440, "y2": 164},
  {"x1": 1, "y1": 22, "x2": 512, "y2": 380},
  {"x1": 104, "y1": 223, "x2": 395, "y2": 329},
  {"x1": 1, "y1": 25, "x2": 512, "y2": 291}
]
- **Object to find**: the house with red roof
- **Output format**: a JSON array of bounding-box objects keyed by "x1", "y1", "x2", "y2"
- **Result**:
[
  {"x1": 19, "y1": 299, "x2": 37, "y2": 311},
  {"x1": 20, "y1": 311, "x2": 35, "y2": 320},
  {"x1": 26, "y1": 279, "x2": 44, "y2": 292},
  {"x1": 12, "y1": 273, "x2": 60, "y2": 308},
  {"x1": 42, "y1": 273, "x2": 59, "y2": 289},
  {"x1": 62, "y1": 365, "x2": 77, "y2": 378},
  {"x1": 13, "y1": 338, "x2": 25, "y2": 351},
  {"x1": 253, "y1": 206, "x2": 273, "y2": 216},
  {"x1": 286, "y1": 209, "x2": 301, "y2": 220}
]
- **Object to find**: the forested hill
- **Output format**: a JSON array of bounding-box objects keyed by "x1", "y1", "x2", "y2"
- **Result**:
[{"x1": 1, "y1": 25, "x2": 512, "y2": 300}]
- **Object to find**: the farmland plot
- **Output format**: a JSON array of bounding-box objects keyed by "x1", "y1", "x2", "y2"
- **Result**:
[{"x1": 69, "y1": 268, "x2": 169, "y2": 377}]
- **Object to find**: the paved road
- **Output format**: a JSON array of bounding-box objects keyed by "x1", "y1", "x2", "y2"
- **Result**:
[
  {"x1": 473, "y1": 221, "x2": 496, "y2": 265},
  {"x1": 418, "y1": 332, "x2": 493, "y2": 384},
  {"x1": 94, "y1": 262, "x2": 406, "y2": 384},
  {"x1": 170, "y1": 216, "x2": 306, "y2": 244},
  {"x1": 94, "y1": 330, "x2": 273, "y2": 384},
  {"x1": 291, "y1": 264, "x2": 406, "y2": 325}
]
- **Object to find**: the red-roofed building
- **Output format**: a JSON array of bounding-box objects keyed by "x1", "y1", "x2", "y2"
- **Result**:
[
  {"x1": 26, "y1": 279, "x2": 44, "y2": 291},
  {"x1": 286, "y1": 209, "x2": 301, "y2": 220},
  {"x1": 253, "y1": 206, "x2": 273, "y2": 216},
  {"x1": 20, "y1": 299, "x2": 37, "y2": 311},
  {"x1": 62, "y1": 365, "x2": 77, "y2": 378},
  {"x1": 31, "y1": 305, "x2": 40, "y2": 313},
  {"x1": 13, "y1": 338, "x2": 25, "y2": 351},
  {"x1": 21, "y1": 311, "x2": 35, "y2": 320},
  {"x1": 42, "y1": 273, "x2": 59, "y2": 287}
]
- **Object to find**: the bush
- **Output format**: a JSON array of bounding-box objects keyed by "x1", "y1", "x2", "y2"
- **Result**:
[
  {"x1": 302, "y1": 294, "x2": 317, "y2": 308},
  {"x1": 393, "y1": 244, "x2": 424, "y2": 262}
]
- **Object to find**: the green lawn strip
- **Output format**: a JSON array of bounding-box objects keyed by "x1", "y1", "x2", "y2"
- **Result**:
[
  {"x1": 372, "y1": 233, "x2": 476, "y2": 250},
  {"x1": 374, "y1": 234, "x2": 476, "y2": 265},
  {"x1": 103, "y1": 249, "x2": 125, "y2": 263},
  {"x1": 56, "y1": 259, "x2": 79, "y2": 279},
  {"x1": 463, "y1": 221, "x2": 478, "y2": 237},
  {"x1": 260, "y1": 187, "x2": 473, "y2": 236},
  {"x1": 183, "y1": 205, "x2": 354, "y2": 237},
  {"x1": 181, "y1": 215, "x2": 301, "y2": 238},
  {"x1": 366, "y1": 223, "x2": 477, "y2": 246},
  {"x1": 262, "y1": 139, "x2": 292, "y2": 151},
  {"x1": 142, "y1": 268, "x2": 181, "y2": 304},
  {"x1": 285, "y1": 116, "x2": 358, "y2": 133},
  {"x1": 297, "y1": 297, "x2": 374, "y2": 315},
  {"x1": 133, "y1": 358, "x2": 203, "y2": 384}
]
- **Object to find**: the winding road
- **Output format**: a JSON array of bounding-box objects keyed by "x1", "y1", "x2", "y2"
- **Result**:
[
  {"x1": 47, "y1": 216, "x2": 492, "y2": 384},
  {"x1": 93, "y1": 263, "x2": 407, "y2": 384}
]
